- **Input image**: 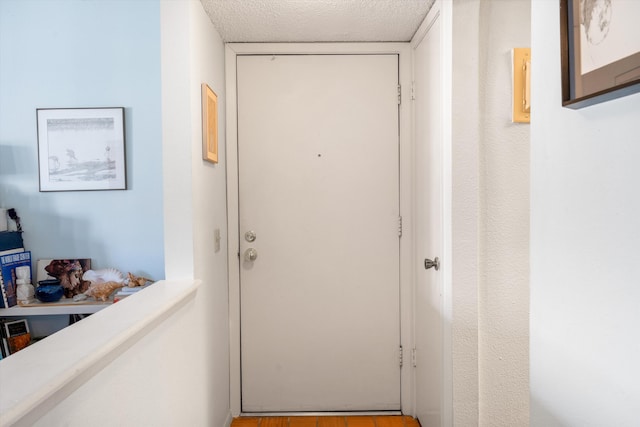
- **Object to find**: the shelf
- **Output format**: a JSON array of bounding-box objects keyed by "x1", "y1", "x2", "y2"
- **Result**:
[{"x1": 0, "y1": 299, "x2": 111, "y2": 316}]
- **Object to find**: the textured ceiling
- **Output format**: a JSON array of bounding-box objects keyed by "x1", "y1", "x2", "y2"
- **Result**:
[{"x1": 200, "y1": 0, "x2": 435, "y2": 43}]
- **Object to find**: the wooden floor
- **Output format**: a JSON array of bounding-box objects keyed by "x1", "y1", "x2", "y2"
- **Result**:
[{"x1": 231, "y1": 415, "x2": 420, "y2": 427}]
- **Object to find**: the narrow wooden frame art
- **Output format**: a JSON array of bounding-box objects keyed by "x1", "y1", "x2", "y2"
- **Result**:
[{"x1": 202, "y1": 83, "x2": 219, "y2": 163}]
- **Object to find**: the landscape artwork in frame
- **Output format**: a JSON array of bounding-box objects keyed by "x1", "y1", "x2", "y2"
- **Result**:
[
  {"x1": 37, "y1": 107, "x2": 127, "y2": 191},
  {"x1": 202, "y1": 83, "x2": 218, "y2": 164},
  {"x1": 561, "y1": 0, "x2": 640, "y2": 108}
]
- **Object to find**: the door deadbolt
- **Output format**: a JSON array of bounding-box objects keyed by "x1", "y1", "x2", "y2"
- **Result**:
[
  {"x1": 245, "y1": 231, "x2": 257, "y2": 242},
  {"x1": 244, "y1": 248, "x2": 258, "y2": 262},
  {"x1": 424, "y1": 257, "x2": 440, "y2": 271}
]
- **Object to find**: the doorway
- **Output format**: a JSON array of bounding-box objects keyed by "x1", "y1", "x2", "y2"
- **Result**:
[{"x1": 226, "y1": 43, "x2": 416, "y2": 416}]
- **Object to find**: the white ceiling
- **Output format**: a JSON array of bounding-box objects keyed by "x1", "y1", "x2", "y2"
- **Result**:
[{"x1": 199, "y1": 0, "x2": 435, "y2": 43}]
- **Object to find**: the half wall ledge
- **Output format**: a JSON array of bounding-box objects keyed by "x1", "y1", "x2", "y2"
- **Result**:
[{"x1": 0, "y1": 279, "x2": 200, "y2": 427}]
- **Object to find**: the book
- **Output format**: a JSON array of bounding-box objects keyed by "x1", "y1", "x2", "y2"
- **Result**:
[
  {"x1": 0, "y1": 248, "x2": 25, "y2": 308},
  {"x1": 0, "y1": 231, "x2": 23, "y2": 252},
  {"x1": 0, "y1": 319, "x2": 7, "y2": 357},
  {"x1": 1, "y1": 337, "x2": 8, "y2": 358},
  {"x1": 117, "y1": 284, "x2": 150, "y2": 294},
  {"x1": 1, "y1": 319, "x2": 13, "y2": 357},
  {"x1": 112, "y1": 293, "x2": 130, "y2": 303},
  {"x1": 0, "y1": 247, "x2": 25, "y2": 257},
  {"x1": 0, "y1": 251, "x2": 32, "y2": 308},
  {"x1": 1, "y1": 318, "x2": 31, "y2": 355},
  {"x1": 113, "y1": 283, "x2": 152, "y2": 303}
]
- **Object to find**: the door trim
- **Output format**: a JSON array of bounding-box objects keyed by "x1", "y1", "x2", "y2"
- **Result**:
[{"x1": 225, "y1": 43, "x2": 414, "y2": 416}]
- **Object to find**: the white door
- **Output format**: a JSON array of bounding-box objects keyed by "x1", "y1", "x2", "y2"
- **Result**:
[
  {"x1": 237, "y1": 54, "x2": 401, "y2": 412},
  {"x1": 413, "y1": 12, "x2": 444, "y2": 427}
]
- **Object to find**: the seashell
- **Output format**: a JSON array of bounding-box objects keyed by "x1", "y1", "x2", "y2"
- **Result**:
[
  {"x1": 83, "y1": 268, "x2": 125, "y2": 285},
  {"x1": 73, "y1": 293, "x2": 88, "y2": 302},
  {"x1": 126, "y1": 272, "x2": 154, "y2": 288},
  {"x1": 84, "y1": 281, "x2": 124, "y2": 302}
]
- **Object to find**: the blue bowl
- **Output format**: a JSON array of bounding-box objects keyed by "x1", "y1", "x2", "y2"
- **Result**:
[{"x1": 35, "y1": 284, "x2": 64, "y2": 302}]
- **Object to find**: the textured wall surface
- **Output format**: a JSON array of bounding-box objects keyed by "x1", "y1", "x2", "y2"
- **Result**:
[
  {"x1": 451, "y1": 1, "x2": 480, "y2": 424},
  {"x1": 200, "y1": 0, "x2": 435, "y2": 42},
  {"x1": 451, "y1": 1, "x2": 531, "y2": 425},
  {"x1": 478, "y1": 1, "x2": 530, "y2": 425},
  {"x1": 530, "y1": 1, "x2": 640, "y2": 426}
]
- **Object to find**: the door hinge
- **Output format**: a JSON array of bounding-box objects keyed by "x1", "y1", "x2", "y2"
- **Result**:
[
  {"x1": 399, "y1": 345, "x2": 404, "y2": 367},
  {"x1": 398, "y1": 216, "x2": 403, "y2": 238},
  {"x1": 411, "y1": 348, "x2": 417, "y2": 367},
  {"x1": 411, "y1": 81, "x2": 416, "y2": 101},
  {"x1": 397, "y1": 84, "x2": 402, "y2": 105}
]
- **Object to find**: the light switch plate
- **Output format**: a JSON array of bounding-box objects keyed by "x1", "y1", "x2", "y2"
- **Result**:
[{"x1": 214, "y1": 228, "x2": 221, "y2": 253}]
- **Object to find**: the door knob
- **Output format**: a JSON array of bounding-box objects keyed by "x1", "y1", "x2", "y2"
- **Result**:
[
  {"x1": 244, "y1": 248, "x2": 258, "y2": 262},
  {"x1": 424, "y1": 257, "x2": 440, "y2": 271},
  {"x1": 245, "y1": 231, "x2": 256, "y2": 242}
]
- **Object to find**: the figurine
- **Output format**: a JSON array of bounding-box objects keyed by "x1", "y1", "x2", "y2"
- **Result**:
[
  {"x1": 73, "y1": 268, "x2": 125, "y2": 302},
  {"x1": 126, "y1": 272, "x2": 153, "y2": 287},
  {"x1": 15, "y1": 266, "x2": 35, "y2": 303},
  {"x1": 82, "y1": 281, "x2": 123, "y2": 302}
]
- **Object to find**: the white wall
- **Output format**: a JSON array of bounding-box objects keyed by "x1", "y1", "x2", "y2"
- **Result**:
[
  {"x1": 30, "y1": 289, "x2": 202, "y2": 427},
  {"x1": 477, "y1": 1, "x2": 530, "y2": 425},
  {"x1": 531, "y1": 1, "x2": 640, "y2": 426},
  {"x1": 189, "y1": 1, "x2": 230, "y2": 425},
  {"x1": 0, "y1": 1, "x2": 230, "y2": 425},
  {"x1": 161, "y1": 1, "x2": 230, "y2": 426},
  {"x1": 451, "y1": 1, "x2": 481, "y2": 423},
  {"x1": 450, "y1": 0, "x2": 531, "y2": 425},
  {"x1": 0, "y1": 280, "x2": 201, "y2": 427},
  {"x1": 0, "y1": 0, "x2": 165, "y2": 279}
]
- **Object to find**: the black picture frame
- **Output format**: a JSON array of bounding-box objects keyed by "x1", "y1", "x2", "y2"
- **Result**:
[{"x1": 560, "y1": 0, "x2": 640, "y2": 109}]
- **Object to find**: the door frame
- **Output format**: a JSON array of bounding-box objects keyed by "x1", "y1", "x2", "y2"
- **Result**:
[{"x1": 225, "y1": 43, "x2": 415, "y2": 416}]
